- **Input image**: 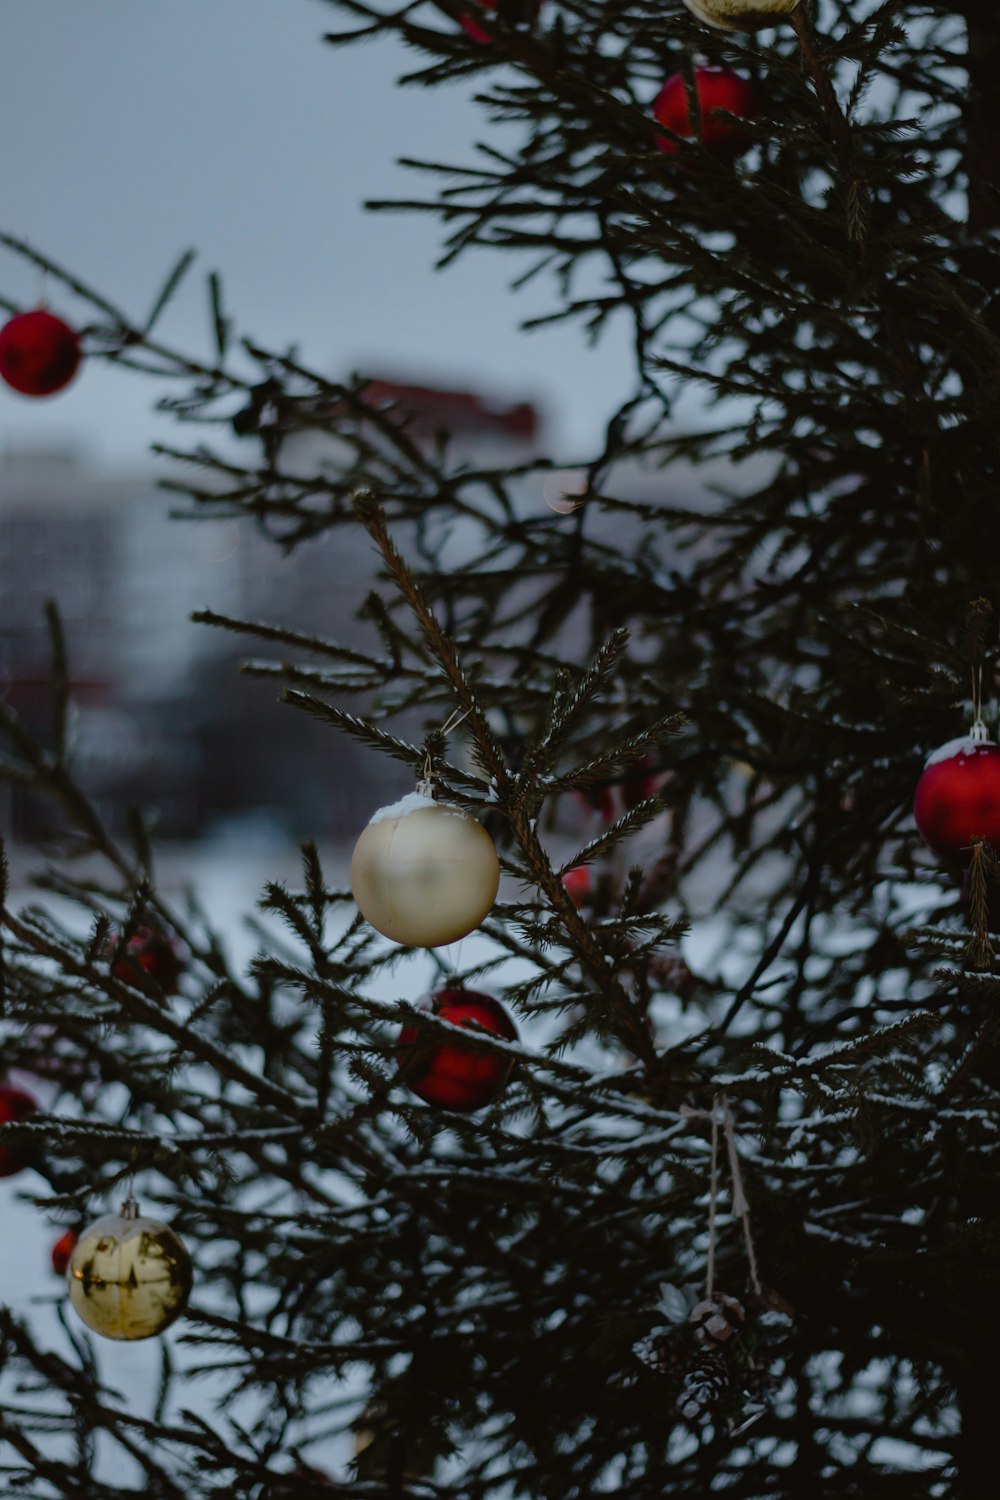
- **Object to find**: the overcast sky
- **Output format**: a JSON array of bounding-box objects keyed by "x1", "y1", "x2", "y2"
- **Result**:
[{"x1": 0, "y1": 0, "x2": 634, "y2": 472}]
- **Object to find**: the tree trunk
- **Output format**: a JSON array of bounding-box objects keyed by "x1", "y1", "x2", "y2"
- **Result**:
[
  {"x1": 964, "y1": 4, "x2": 1000, "y2": 230},
  {"x1": 957, "y1": 1365, "x2": 1000, "y2": 1498}
]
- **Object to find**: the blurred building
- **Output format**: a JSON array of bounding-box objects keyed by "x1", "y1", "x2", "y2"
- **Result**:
[{"x1": 0, "y1": 379, "x2": 544, "y2": 841}]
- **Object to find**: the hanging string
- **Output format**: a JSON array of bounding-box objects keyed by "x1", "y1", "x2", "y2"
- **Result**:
[
  {"x1": 684, "y1": 1094, "x2": 764, "y2": 1299},
  {"x1": 418, "y1": 706, "x2": 472, "y2": 794},
  {"x1": 720, "y1": 1093, "x2": 763, "y2": 1298},
  {"x1": 441, "y1": 706, "x2": 472, "y2": 738},
  {"x1": 704, "y1": 1098, "x2": 721, "y2": 1301}
]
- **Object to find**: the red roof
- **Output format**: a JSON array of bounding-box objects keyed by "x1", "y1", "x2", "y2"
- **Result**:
[{"x1": 361, "y1": 378, "x2": 539, "y2": 441}]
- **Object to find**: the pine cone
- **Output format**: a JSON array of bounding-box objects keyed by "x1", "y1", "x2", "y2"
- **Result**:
[
  {"x1": 678, "y1": 1351, "x2": 730, "y2": 1422},
  {"x1": 690, "y1": 1292, "x2": 746, "y2": 1346},
  {"x1": 650, "y1": 1333, "x2": 685, "y2": 1377},
  {"x1": 744, "y1": 1355, "x2": 778, "y2": 1404},
  {"x1": 633, "y1": 1331, "x2": 685, "y2": 1378}
]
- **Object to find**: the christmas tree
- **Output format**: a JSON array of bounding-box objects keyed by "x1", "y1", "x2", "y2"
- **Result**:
[{"x1": 1, "y1": 1, "x2": 999, "y2": 1495}]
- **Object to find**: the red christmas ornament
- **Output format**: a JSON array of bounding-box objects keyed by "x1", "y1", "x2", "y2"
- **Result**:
[
  {"x1": 652, "y1": 67, "x2": 756, "y2": 157},
  {"x1": 397, "y1": 989, "x2": 517, "y2": 1111},
  {"x1": 914, "y1": 733, "x2": 1000, "y2": 865},
  {"x1": 286, "y1": 1463, "x2": 335, "y2": 1489},
  {"x1": 577, "y1": 755, "x2": 660, "y2": 823},
  {"x1": 109, "y1": 927, "x2": 183, "y2": 995},
  {"x1": 0, "y1": 309, "x2": 81, "y2": 397},
  {"x1": 461, "y1": 0, "x2": 496, "y2": 43},
  {"x1": 460, "y1": 0, "x2": 539, "y2": 45},
  {"x1": 51, "y1": 1228, "x2": 79, "y2": 1277},
  {"x1": 561, "y1": 865, "x2": 593, "y2": 907},
  {"x1": 0, "y1": 1086, "x2": 38, "y2": 1177}
]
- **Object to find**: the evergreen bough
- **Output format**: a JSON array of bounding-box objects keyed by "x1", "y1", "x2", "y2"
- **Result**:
[{"x1": 1, "y1": 3, "x2": 999, "y2": 1495}]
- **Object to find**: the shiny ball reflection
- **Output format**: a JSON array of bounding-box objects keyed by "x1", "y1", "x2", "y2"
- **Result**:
[{"x1": 67, "y1": 1200, "x2": 193, "y2": 1341}]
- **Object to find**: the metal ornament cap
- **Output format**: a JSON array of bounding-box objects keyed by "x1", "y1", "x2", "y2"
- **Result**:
[
  {"x1": 350, "y1": 792, "x2": 500, "y2": 947},
  {"x1": 67, "y1": 1200, "x2": 193, "y2": 1341},
  {"x1": 682, "y1": 0, "x2": 800, "y2": 30}
]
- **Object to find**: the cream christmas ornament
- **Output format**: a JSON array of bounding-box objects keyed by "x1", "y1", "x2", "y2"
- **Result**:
[
  {"x1": 682, "y1": 0, "x2": 800, "y2": 31},
  {"x1": 350, "y1": 790, "x2": 500, "y2": 947},
  {"x1": 67, "y1": 1198, "x2": 193, "y2": 1340}
]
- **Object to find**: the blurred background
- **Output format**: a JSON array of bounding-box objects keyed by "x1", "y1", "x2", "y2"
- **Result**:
[
  {"x1": 0, "y1": 1, "x2": 633, "y2": 466},
  {"x1": 0, "y1": 396, "x2": 546, "y2": 843},
  {"x1": 0, "y1": 15, "x2": 752, "y2": 1482},
  {"x1": 0, "y1": 0, "x2": 644, "y2": 846}
]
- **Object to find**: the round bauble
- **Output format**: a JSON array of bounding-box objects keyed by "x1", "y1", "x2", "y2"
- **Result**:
[
  {"x1": 109, "y1": 925, "x2": 183, "y2": 995},
  {"x1": 67, "y1": 1199, "x2": 193, "y2": 1340},
  {"x1": 397, "y1": 988, "x2": 518, "y2": 1111},
  {"x1": 653, "y1": 67, "x2": 756, "y2": 157},
  {"x1": 351, "y1": 791, "x2": 500, "y2": 947},
  {"x1": 51, "y1": 1228, "x2": 79, "y2": 1278},
  {"x1": 576, "y1": 756, "x2": 660, "y2": 823},
  {"x1": 682, "y1": 0, "x2": 800, "y2": 30},
  {"x1": 913, "y1": 735, "x2": 1000, "y2": 866},
  {"x1": 0, "y1": 310, "x2": 81, "y2": 397},
  {"x1": 355, "y1": 1402, "x2": 436, "y2": 1483},
  {"x1": 561, "y1": 865, "x2": 593, "y2": 908},
  {"x1": 0, "y1": 1086, "x2": 38, "y2": 1177},
  {"x1": 460, "y1": 0, "x2": 539, "y2": 45}
]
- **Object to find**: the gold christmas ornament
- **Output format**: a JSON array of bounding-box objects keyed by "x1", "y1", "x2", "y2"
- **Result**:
[
  {"x1": 350, "y1": 790, "x2": 500, "y2": 947},
  {"x1": 682, "y1": 0, "x2": 800, "y2": 30},
  {"x1": 355, "y1": 1402, "x2": 434, "y2": 1483},
  {"x1": 67, "y1": 1198, "x2": 193, "y2": 1341}
]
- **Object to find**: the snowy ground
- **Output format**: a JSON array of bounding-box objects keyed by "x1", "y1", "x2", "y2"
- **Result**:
[
  {"x1": 3, "y1": 838, "x2": 357, "y2": 1486},
  {"x1": 2, "y1": 817, "x2": 912, "y2": 1487}
]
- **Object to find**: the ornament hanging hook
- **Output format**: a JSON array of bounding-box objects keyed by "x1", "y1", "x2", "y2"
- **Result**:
[
  {"x1": 971, "y1": 664, "x2": 987, "y2": 741},
  {"x1": 418, "y1": 707, "x2": 472, "y2": 796},
  {"x1": 120, "y1": 1155, "x2": 139, "y2": 1220},
  {"x1": 121, "y1": 1172, "x2": 139, "y2": 1219},
  {"x1": 417, "y1": 750, "x2": 435, "y2": 799}
]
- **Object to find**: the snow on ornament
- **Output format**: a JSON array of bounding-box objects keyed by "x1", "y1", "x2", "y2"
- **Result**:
[
  {"x1": 682, "y1": 0, "x2": 800, "y2": 30},
  {"x1": 350, "y1": 789, "x2": 500, "y2": 947},
  {"x1": 913, "y1": 725, "x2": 1000, "y2": 866}
]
